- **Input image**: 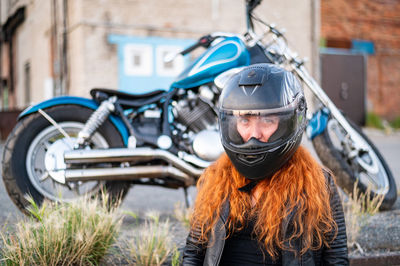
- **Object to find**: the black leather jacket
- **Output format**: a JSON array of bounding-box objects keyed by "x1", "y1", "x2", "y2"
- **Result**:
[{"x1": 182, "y1": 171, "x2": 349, "y2": 266}]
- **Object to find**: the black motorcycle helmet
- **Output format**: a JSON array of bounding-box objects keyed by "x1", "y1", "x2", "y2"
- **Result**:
[{"x1": 218, "y1": 63, "x2": 307, "y2": 182}]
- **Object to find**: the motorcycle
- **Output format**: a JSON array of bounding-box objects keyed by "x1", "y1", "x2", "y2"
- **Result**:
[{"x1": 2, "y1": 0, "x2": 396, "y2": 213}]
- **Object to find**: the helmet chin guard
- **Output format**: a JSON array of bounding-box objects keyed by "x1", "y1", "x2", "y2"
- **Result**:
[{"x1": 225, "y1": 137, "x2": 302, "y2": 180}]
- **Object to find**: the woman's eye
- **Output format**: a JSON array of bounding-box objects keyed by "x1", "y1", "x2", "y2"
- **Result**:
[
  {"x1": 261, "y1": 118, "x2": 273, "y2": 124},
  {"x1": 238, "y1": 117, "x2": 249, "y2": 124},
  {"x1": 261, "y1": 116, "x2": 278, "y2": 124}
]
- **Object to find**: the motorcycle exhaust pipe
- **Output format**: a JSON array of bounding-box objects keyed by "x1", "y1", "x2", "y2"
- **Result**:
[
  {"x1": 65, "y1": 165, "x2": 195, "y2": 186},
  {"x1": 64, "y1": 147, "x2": 205, "y2": 177}
]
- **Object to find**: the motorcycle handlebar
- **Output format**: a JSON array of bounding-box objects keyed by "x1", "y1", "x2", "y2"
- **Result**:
[
  {"x1": 164, "y1": 33, "x2": 237, "y2": 63},
  {"x1": 180, "y1": 41, "x2": 201, "y2": 56},
  {"x1": 180, "y1": 35, "x2": 216, "y2": 56},
  {"x1": 178, "y1": 1, "x2": 263, "y2": 57}
]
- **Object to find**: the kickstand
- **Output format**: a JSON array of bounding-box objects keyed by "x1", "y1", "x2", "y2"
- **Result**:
[{"x1": 183, "y1": 187, "x2": 193, "y2": 208}]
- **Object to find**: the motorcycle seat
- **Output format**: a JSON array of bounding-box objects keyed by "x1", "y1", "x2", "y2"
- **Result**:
[{"x1": 90, "y1": 88, "x2": 167, "y2": 100}]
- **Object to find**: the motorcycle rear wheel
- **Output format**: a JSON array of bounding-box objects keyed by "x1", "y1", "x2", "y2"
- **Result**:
[
  {"x1": 1, "y1": 105, "x2": 131, "y2": 214},
  {"x1": 312, "y1": 118, "x2": 397, "y2": 210}
]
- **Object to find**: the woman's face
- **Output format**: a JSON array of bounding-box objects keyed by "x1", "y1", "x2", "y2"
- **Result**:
[{"x1": 236, "y1": 115, "x2": 279, "y2": 143}]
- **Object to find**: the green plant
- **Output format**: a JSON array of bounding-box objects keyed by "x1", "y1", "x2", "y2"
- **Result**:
[
  {"x1": 170, "y1": 247, "x2": 181, "y2": 266},
  {"x1": 366, "y1": 112, "x2": 384, "y2": 129},
  {"x1": 0, "y1": 194, "x2": 122, "y2": 266},
  {"x1": 319, "y1": 37, "x2": 327, "y2": 47},
  {"x1": 129, "y1": 211, "x2": 176, "y2": 266},
  {"x1": 390, "y1": 116, "x2": 400, "y2": 129},
  {"x1": 123, "y1": 210, "x2": 139, "y2": 226},
  {"x1": 173, "y1": 202, "x2": 192, "y2": 229}
]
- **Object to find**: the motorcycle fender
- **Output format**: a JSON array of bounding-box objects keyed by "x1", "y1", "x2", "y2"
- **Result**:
[
  {"x1": 18, "y1": 96, "x2": 129, "y2": 145},
  {"x1": 306, "y1": 108, "x2": 330, "y2": 140}
]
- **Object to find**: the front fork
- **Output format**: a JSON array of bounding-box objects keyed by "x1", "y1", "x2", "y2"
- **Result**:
[
  {"x1": 307, "y1": 108, "x2": 380, "y2": 177},
  {"x1": 298, "y1": 57, "x2": 380, "y2": 175},
  {"x1": 307, "y1": 109, "x2": 357, "y2": 160},
  {"x1": 295, "y1": 65, "x2": 370, "y2": 154}
]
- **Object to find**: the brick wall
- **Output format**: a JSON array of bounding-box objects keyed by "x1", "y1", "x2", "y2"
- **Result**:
[{"x1": 321, "y1": 0, "x2": 400, "y2": 120}]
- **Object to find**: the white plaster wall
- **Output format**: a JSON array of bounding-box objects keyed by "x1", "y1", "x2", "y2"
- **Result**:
[{"x1": 13, "y1": 0, "x2": 53, "y2": 108}]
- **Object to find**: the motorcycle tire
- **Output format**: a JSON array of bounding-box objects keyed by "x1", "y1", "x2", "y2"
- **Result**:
[
  {"x1": 312, "y1": 118, "x2": 397, "y2": 210},
  {"x1": 1, "y1": 105, "x2": 131, "y2": 214}
]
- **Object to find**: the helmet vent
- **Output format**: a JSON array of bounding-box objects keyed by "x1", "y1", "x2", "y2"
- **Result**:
[
  {"x1": 237, "y1": 153, "x2": 265, "y2": 165},
  {"x1": 238, "y1": 70, "x2": 265, "y2": 86}
]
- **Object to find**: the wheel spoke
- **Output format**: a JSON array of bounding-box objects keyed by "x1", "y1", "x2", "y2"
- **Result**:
[
  {"x1": 39, "y1": 172, "x2": 50, "y2": 182},
  {"x1": 42, "y1": 141, "x2": 52, "y2": 151},
  {"x1": 52, "y1": 180, "x2": 57, "y2": 189},
  {"x1": 34, "y1": 167, "x2": 44, "y2": 174},
  {"x1": 362, "y1": 172, "x2": 381, "y2": 188}
]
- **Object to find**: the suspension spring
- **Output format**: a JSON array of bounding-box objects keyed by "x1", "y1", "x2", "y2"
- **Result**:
[{"x1": 76, "y1": 97, "x2": 117, "y2": 146}]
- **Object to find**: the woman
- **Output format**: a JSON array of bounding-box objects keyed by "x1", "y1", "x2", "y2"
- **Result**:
[{"x1": 183, "y1": 64, "x2": 348, "y2": 265}]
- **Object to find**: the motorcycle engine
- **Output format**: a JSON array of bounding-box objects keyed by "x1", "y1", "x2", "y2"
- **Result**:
[
  {"x1": 173, "y1": 87, "x2": 224, "y2": 161},
  {"x1": 173, "y1": 95, "x2": 216, "y2": 133}
]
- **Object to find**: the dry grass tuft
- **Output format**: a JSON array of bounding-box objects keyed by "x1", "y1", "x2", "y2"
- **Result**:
[
  {"x1": 342, "y1": 181, "x2": 385, "y2": 251},
  {"x1": 173, "y1": 202, "x2": 192, "y2": 229},
  {"x1": 128, "y1": 211, "x2": 178, "y2": 266},
  {"x1": 0, "y1": 193, "x2": 122, "y2": 266}
]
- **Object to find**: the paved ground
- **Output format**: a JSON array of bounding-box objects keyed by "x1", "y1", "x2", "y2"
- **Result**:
[{"x1": 1, "y1": 128, "x2": 400, "y2": 257}]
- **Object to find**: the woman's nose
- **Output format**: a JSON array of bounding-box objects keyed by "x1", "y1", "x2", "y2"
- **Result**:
[{"x1": 250, "y1": 125, "x2": 263, "y2": 140}]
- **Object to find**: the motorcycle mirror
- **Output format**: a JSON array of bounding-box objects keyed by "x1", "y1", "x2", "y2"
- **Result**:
[
  {"x1": 246, "y1": 0, "x2": 262, "y2": 10},
  {"x1": 164, "y1": 52, "x2": 179, "y2": 63},
  {"x1": 245, "y1": 0, "x2": 262, "y2": 32}
]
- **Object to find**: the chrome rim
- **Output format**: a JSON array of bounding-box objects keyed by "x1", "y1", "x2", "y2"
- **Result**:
[
  {"x1": 327, "y1": 119, "x2": 389, "y2": 195},
  {"x1": 26, "y1": 122, "x2": 109, "y2": 202}
]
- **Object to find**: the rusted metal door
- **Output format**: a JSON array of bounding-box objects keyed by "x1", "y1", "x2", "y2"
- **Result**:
[
  {"x1": 320, "y1": 51, "x2": 366, "y2": 126},
  {"x1": 0, "y1": 110, "x2": 20, "y2": 141}
]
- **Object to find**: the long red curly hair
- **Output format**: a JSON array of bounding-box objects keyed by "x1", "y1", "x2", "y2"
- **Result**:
[{"x1": 190, "y1": 146, "x2": 337, "y2": 258}]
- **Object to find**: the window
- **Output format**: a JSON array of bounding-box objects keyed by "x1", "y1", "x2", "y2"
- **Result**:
[
  {"x1": 156, "y1": 45, "x2": 185, "y2": 77},
  {"x1": 124, "y1": 44, "x2": 153, "y2": 76}
]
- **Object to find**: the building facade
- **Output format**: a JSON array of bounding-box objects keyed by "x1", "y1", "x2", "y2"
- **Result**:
[
  {"x1": 0, "y1": 0, "x2": 319, "y2": 112},
  {"x1": 321, "y1": 0, "x2": 400, "y2": 120}
]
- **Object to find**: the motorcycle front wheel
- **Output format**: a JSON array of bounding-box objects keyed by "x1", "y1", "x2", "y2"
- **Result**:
[
  {"x1": 1, "y1": 105, "x2": 131, "y2": 214},
  {"x1": 312, "y1": 117, "x2": 397, "y2": 210}
]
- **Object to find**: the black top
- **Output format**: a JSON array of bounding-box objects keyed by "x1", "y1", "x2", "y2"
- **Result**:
[{"x1": 219, "y1": 219, "x2": 282, "y2": 265}]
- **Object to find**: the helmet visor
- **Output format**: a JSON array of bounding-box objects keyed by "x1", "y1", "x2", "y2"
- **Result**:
[{"x1": 219, "y1": 108, "x2": 304, "y2": 154}]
